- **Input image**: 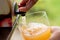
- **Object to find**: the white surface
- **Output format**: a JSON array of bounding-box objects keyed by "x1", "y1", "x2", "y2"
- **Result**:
[{"x1": 10, "y1": 28, "x2": 24, "y2": 40}]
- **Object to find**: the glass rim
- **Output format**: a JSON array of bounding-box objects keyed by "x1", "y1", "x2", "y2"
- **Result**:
[{"x1": 26, "y1": 11, "x2": 47, "y2": 17}]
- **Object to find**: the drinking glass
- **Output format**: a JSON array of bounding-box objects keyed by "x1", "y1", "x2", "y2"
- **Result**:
[{"x1": 18, "y1": 11, "x2": 51, "y2": 40}]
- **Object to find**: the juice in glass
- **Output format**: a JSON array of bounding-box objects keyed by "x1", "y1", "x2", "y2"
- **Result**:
[{"x1": 21, "y1": 22, "x2": 51, "y2": 40}]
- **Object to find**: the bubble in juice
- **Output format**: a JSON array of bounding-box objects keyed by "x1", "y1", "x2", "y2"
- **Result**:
[{"x1": 21, "y1": 22, "x2": 51, "y2": 40}]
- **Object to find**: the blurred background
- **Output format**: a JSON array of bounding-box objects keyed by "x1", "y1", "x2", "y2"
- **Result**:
[
  {"x1": 29, "y1": 0, "x2": 60, "y2": 26},
  {"x1": 32, "y1": 0, "x2": 60, "y2": 26},
  {"x1": 31, "y1": 0, "x2": 60, "y2": 26}
]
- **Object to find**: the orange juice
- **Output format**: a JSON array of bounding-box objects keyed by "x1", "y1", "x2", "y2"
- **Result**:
[{"x1": 21, "y1": 23, "x2": 51, "y2": 40}]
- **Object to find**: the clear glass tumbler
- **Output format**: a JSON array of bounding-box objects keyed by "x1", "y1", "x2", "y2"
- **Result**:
[{"x1": 18, "y1": 11, "x2": 51, "y2": 40}]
